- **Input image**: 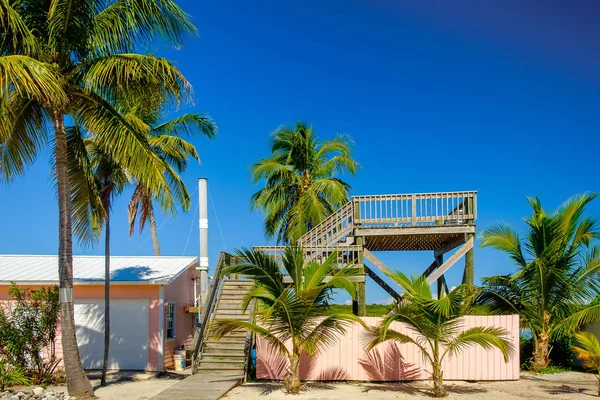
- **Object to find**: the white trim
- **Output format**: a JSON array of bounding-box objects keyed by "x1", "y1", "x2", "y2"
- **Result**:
[
  {"x1": 167, "y1": 260, "x2": 200, "y2": 284},
  {"x1": 166, "y1": 302, "x2": 176, "y2": 340},
  {"x1": 157, "y1": 286, "x2": 166, "y2": 372}
]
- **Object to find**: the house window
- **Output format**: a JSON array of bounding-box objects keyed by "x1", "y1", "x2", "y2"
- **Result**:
[{"x1": 166, "y1": 303, "x2": 175, "y2": 339}]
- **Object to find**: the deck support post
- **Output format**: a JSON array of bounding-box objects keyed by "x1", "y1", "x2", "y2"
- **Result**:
[
  {"x1": 435, "y1": 254, "x2": 447, "y2": 298},
  {"x1": 463, "y1": 233, "x2": 474, "y2": 286},
  {"x1": 352, "y1": 236, "x2": 366, "y2": 316},
  {"x1": 351, "y1": 202, "x2": 366, "y2": 317}
]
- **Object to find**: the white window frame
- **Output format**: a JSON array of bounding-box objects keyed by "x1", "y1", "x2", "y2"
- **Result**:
[{"x1": 166, "y1": 302, "x2": 176, "y2": 340}]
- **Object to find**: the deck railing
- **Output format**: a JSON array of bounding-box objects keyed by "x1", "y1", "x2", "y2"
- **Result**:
[
  {"x1": 254, "y1": 245, "x2": 362, "y2": 266},
  {"x1": 191, "y1": 251, "x2": 231, "y2": 374},
  {"x1": 299, "y1": 201, "x2": 354, "y2": 247},
  {"x1": 353, "y1": 191, "x2": 476, "y2": 228}
]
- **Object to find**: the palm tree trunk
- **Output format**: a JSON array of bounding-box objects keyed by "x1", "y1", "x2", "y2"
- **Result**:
[
  {"x1": 285, "y1": 352, "x2": 301, "y2": 394},
  {"x1": 533, "y1": 332, "x2": 550, "y2": 370},
  {"x1": 101, "y1": 201, "x2": 111, "y2": 386},
  {"x1": 148, "y1": 202, "x2": 161, "y2": 256},
  {"x1": 431, "y1": 361, "x2": 447, "y2": 397},
  {"x1": 52, "y1": 110, "x2": 94, "y2": 397}
]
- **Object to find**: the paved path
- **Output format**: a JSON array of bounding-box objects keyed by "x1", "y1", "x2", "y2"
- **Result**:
[{"x1": 150, "y1": 373, "x2": 243, "y2": 400}]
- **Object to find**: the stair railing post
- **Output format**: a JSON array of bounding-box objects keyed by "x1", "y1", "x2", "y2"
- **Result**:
[{"x1": 411, "y1": 194, "x2": 417, "y2": 226}]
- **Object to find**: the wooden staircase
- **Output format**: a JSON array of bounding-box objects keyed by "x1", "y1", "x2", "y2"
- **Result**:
[{"x1": 195, "y1": 280, "x2": 254, "y2": 376}]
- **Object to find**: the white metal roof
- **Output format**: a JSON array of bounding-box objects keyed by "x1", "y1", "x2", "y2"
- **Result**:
[{"x1": 0, "y1": 255, "x2": 199, "y2": 285}]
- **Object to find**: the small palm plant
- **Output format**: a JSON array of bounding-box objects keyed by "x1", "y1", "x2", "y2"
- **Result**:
[
  {"x1": 572, "y1": 332, "x2": 600, "y2": 397},
  {"x1": 478, "y1": 194, "x2": 600, "y2": 369},
  {"x1": 366, "y1": 272, "x2": 513, "y2": 398},
  {"x1": 211, "y1": 246, "x2": 363, "y2": 393}
]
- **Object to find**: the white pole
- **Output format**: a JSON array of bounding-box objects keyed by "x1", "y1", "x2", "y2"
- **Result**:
[{"x1": 198, "y1": 178, "x2": 209, "y2": 304}]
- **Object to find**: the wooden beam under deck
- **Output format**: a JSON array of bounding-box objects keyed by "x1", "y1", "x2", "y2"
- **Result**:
[
  {"x1": 356, "y1": 225, "x2": 475, "y2": 252},
  {"x1": 426, "y1": 237, "x2": 475, "y2": 284}
]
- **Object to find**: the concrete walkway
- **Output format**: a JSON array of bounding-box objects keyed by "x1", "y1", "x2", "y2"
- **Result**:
[{"x1": 150, "y1": 372, "x2": 243, "y2": 400}]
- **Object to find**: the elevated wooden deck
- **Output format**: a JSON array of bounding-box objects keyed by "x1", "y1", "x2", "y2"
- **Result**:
[{"x1": 255, "y1": 190, "x2": 477, "y2": 314}]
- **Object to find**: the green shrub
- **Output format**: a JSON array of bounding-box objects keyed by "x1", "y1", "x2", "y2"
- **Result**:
[
  {"x1": 0, "y1": 283, "x2": 61, "y2": 385},
  {"x1": 520, "y1": 334, "x2": 578, "y2": 371},
  {"x1": 0, "y1": 360, "x2": 30, "y2": 391}
]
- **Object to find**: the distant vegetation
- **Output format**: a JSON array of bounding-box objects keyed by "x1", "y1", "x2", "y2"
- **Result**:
[{"x1": 327, "y1": 303, "x2": 392, "y2": 317}]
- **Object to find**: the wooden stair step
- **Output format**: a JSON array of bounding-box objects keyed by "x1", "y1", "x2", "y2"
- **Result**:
[
  {"x1": 201, "y1": 354, "x2": 246, "y2": 361},
  {"x1": 203, "y1": 342, "x2": 246, "y2": 350},
  {"x1": 219, "y1": 289, "x2": 250, "y2": 295},
  {"x1": 197, "y1": 360, "x2": 246, "y2": 369},
  {"x1": 203, "y1": 348, "x2": 247, "y2": 356}
]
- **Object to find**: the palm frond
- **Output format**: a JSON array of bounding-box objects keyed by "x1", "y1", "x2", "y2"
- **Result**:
[
  {"x1": 443, "y1": 326, "x2": 513, "y2": 362},
  {"x1": 0, "y1": 56, "x2": 66, "y2": 104},
  {"x1": 210, "y1": 318, "x2": 289, "y2": 358}
]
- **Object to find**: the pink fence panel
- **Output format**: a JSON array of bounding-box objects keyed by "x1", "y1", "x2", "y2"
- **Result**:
[{"x1": 256, "y1": 315, "x2": 520, "y2": 381}]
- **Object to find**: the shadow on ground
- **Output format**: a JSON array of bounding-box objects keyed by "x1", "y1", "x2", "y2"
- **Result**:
[
  {"x1": 86, "y1": 371, "x2": 186, "y2": 390},
  {"x1": 544, "y1": 384, "x2": 594, "y2": 397},
  {"x1": 362, "y1": 382, "x2": 487, "y2": 397},
  {"x1": 247, "y1": 381, "x2": 336, "y2": 396}
]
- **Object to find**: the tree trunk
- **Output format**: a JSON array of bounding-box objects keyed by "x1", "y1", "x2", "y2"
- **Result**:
[
  {"x1": 431, "y1": 361, "x2": 447, "y2": 398},
  {"x1": 148, "y1": 202, "x2": 161, "y2": 256},
  {"x1": 53, "y1": 110, "x2": 95, "y2": 398},
  {"x1": 101, "y1": 201, "x2": 111, "y2": 386},
  {"x1": 533, "y1": 324, "x2": 550, "y2": 371},
  {"x1": 285, "y1": 353, "x2": 301, "y2": 394}
]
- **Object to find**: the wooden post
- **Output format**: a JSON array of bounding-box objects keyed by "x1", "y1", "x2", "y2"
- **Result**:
[
  {"x1": 463, "y1": 233, "x2": 475, "y2": 285},
  {"x1": 352, "y1": 235, "x2": 366, "y2": 316},
  {"x1": 435, "y1": 253, "x2": 446, "y2": 298},
  {"x1": 411, "y1": 194, "x2": 417, "y2": 226}
]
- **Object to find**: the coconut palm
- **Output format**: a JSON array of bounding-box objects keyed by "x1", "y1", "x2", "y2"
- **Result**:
[
  {"x1": 477, "y1": 193, "x2": 600, "y2": 370},
  {"x1": 211, "y1": 246, "x2": 364, "y2": 393},
  {"x1": 250, "y1": 122, "x2": 357, "y2": 244},
  {"x1": 85, "y1": 142, "x2": 128, "y2": 386},
  {"x1": 0, "y1": 1, "x2": 196, "y2": 395},
  {"x1": 128, "y1": 112, "x2": 217, "y2": 255},
  {"x1": 366, "y1": 272, "x2": 513, "y2": 398},
  {"x1": 572, "y1": 332, "x2": 600, "y2": 397}
]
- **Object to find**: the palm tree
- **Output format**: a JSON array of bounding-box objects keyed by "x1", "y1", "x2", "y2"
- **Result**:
[
  {"x1": 128, "y1": 112, "x2": 217, "y2": 255},
  {"x1": 0, "y1": 1, "x2": 196, "y2": 396},
  {"x1": 250, "y1": 122, "x2": 357, "y2": 244},
  {"x1": 477, "y1": 194, "x2": 600, "y2": 370},
  {"x1": 86, "y1": 143, "x2": 128, "y2": 387},
  {"x1": 572, "y1": 331, "x2": 600, "y2": 397},
  {"x1": 366, "y1": 272, "x2": 513, "y2": 398},
  {"x1": 211, "y1": 247, "x2": 364, "y2": 393}
]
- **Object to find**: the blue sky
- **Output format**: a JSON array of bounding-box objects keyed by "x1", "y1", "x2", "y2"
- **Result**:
[{"x1": 1, "y1": 0, "x2": 599, "y2": 304}]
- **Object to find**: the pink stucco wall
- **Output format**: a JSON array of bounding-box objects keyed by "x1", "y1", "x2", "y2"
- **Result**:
[
  {"x1": 257, "y1": 315, "x2": 520, "y2": 381},
  {"x1": 0, "y1": 279, "x2": 196, "y2": 372},
  {"x1": 163, "y1": 267, "x2": 200, "y2": 369}
]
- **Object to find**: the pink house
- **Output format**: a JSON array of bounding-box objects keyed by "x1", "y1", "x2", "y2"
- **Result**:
[{"x1": 0, "y1": 255, "x2": 201, "y2": 372}]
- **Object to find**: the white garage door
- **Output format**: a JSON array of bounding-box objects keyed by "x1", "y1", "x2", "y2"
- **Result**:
[{"x1": 74, "y1": 299, "x2": 149, "y2": 370}]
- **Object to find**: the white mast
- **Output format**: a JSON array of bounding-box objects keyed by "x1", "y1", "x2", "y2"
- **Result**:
[{"x1": 198, "y1": 178, "x2": 209, "y2": 304}]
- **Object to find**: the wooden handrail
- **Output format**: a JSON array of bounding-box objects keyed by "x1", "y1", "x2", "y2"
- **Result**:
[
  {"x1": 191, "y1": 251, "x2": 232, "y2": 374},
  {"x1": 353, "y1": 191, "x2": 477, "y2": 227},
  {"x1": 299, "y1": 201, "x2": 354, "y2": 248}
]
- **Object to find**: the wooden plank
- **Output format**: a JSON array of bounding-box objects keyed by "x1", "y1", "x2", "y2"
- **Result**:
[
  {"x1": 426, "y1": 237, "x2": 474, "y2": 284},
  {"x1": 434, "y1": 236, "x2": 466, "y2": 257},
  {"x1": 356, "y1": 225, "x2": 475, "y2": 236},
  {"x1": 364, "y1": 265, "x2": 402, "y2": 300},
  {"x1": 363, "y1": 248, "x2": 395, "y2": 277},
  {"x1": 422, "y1": 260, "x2": 438, "y2": 278}
]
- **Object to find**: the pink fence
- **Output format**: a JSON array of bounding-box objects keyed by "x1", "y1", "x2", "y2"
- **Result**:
[{"x1": 256, "y1": 315, "x2": 520, "y2": 381}]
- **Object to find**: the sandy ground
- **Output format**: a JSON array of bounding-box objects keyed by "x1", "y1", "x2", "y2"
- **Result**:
[{"x1": 222, "y1": 372, "x2": 598, "y2": 400}]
